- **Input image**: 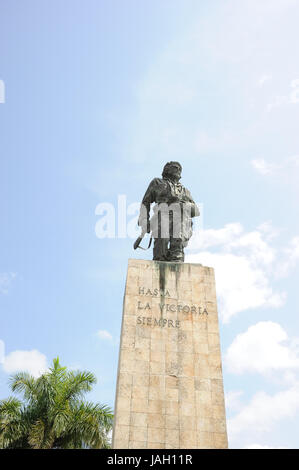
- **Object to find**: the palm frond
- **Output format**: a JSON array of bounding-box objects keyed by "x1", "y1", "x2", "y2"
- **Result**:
[
  {"x1": 0, "y1": 397, "x2": 22, "y2": 415},
  {"x1": 9, "y1": 372, "x2": 37, "y2": 402},
  {"x1": 1, "y1": 358, "x2": 112, "y2": 449},
  {"x1": 62, "y1": 370, "x2": 96, "y2": 402}
]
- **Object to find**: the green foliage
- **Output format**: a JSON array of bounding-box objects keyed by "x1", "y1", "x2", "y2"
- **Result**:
[{"x1": 0, "y1": 357, "x2": 113, "y2": 449}]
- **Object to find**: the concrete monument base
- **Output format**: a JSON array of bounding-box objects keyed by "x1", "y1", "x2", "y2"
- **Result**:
[{"x1": 112, "y1": 259, "x2": 228, "y2": 449}]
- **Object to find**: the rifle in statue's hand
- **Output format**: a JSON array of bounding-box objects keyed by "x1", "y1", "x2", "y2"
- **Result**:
[{"x1": 133, "y1": 227, "x2": 152, "y2": 250}]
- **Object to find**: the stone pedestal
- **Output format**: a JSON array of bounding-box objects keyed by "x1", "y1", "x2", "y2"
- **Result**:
[{"x1": 112, "y1": 259, "x2": 228, "y2": 449}]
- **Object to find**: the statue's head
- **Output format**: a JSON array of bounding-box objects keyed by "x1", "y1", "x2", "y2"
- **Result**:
[{"x1": 162, "y1": 161, "x2": 182, "y2": 182}]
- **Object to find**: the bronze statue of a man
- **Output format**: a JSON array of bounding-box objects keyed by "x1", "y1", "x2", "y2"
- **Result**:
[{"x1": 135, "y1": 161, "x2": 199, "y2": 262}]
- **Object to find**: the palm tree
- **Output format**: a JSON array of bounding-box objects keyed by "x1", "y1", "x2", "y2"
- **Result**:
[{"x1": 0, "y1": 357, "x2": 113, "y2": 449}]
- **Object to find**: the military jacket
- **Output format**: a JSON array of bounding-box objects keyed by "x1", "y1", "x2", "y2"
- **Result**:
[{"x1": 138, "y1": 177, "x2": 199, "y2": 240}]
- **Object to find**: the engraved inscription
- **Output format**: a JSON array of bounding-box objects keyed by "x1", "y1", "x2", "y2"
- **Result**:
[
  {"x1": 137, "y1": 300, "x2": 208, "y2": 315},
  {"x1": 139, "y1": 286, "x2": 171, "y2": 297},
  {"x1": 138, "y1": 286, "x2": 209, "y2": 315},
  {"x1": 137, "y1": 316, "x2": 180, "y2": 328}
]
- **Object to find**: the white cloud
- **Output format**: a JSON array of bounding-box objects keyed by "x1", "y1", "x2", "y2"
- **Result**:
[
  {"x1": 257, "y1": 221, "x2": 282, "y2": 240},
  {"x1": 0, "y1": 272, "x2": 17, "y2": 294},
  {"x1": 258, "y1": 74, "x2": 272, "y2": 87},
  {"x1": 189, "y1": 223, "x2": 244, "y2": 251},
  {"x1": 225, "y1": 390, "x2": 244, "y2": 412},
  {"x1": 290, "y1": 79, "x2": 299, "y2": 103},
  {"x1": 96, "y1": 329, "x2": 113, "y2": 341},
  {"x1": 267, "y1": 78, "x2": 299, "y2": 111},
  {"x1": 251, "y1": 156, "x2": 299, "y2": 176},
  {"x1": 225, "y1": 322, "x2": 299, "y2": 375},
  {"x1": 286, "y1": 236, "x2": 299, "y2": 259},
  {"x1": 2, "y1": 349, "x2": 48, "y2": 378},
  {"x1": 289, "y1": 155, "x2": 299, "y2": 166},
  {"x1": 267, "y1": 78, "x2": 299, "y2": 110},
  {"x1": 189, "y1": 222, "x2": 277, "y2": 264},
  {"x1": 279, "y1": 236, "x2": 299, "y2": 277},
  {"x1": 251, "y1": 158, "x2": 281, "y2": 175},
  {"x1": 267, "y1": 95, "x2": 290, "y2": 112},
  {"x1": 187, "y1": 251, "x2": 284, "y2": 323},
  {"x1": 228, "y1": 384, "x2": 299, "y2": 442},
  {"x1": 186, "y1": 222, "x2": 286, "y2": 322},
  {"x1": 224, "y1": 321, "x2": 299, "y2": 449},
  {"x1": 228, "y1": 230, "x2": 276, "y2": 266}
]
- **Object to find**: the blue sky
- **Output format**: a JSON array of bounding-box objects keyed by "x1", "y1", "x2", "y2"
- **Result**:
[{"x1": 1, "y1": 0, "x2": 299, "y2": 448}]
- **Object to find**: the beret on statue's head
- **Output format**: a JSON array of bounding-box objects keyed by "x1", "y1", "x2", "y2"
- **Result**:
[{"x1": 162, "y1": 161, "x2": 182, "y2": 179}]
